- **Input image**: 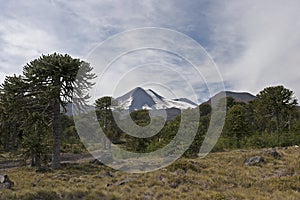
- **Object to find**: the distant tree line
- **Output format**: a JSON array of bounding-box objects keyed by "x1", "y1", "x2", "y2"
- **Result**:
[{"x1": 94, "y1": 85, "x2": 299, "y2": 158}]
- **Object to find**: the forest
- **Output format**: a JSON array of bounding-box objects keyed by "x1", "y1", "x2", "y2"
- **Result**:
[{"x1": 0, "y1": 53, "x2": 299, "y2": 170}]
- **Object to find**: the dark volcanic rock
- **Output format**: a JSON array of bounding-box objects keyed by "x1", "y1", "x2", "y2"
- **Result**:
[
  {"x1": 244, "y1": 156, "x2": 264, "y2": 166},
  {"x1": 0, "y1": 174, "x2": 14, "y2": 189}
]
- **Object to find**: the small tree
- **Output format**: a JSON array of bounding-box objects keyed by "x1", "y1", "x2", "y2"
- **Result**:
[
  {"x1": 224, "y1": 104, "x2": 251, "y2": 148},
  {"x1": 95, "y1": 96, "x2": 121, "y2": 149}
]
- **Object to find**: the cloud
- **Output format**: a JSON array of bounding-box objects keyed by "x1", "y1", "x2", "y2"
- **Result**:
[
  {"x1": 0, "y1": 0, "x2": 299, "y2": 102},
  {"x1": 209, "y1": 1, "x2": 300, "y2": 99}
]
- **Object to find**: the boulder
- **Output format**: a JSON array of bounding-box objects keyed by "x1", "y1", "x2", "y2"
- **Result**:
[
  {"x1": 244, "y1": 156, "x2": 264, "y2": 166},
  {"x1": 0, "y1": 174, "x2": 14, "y2": 189}
]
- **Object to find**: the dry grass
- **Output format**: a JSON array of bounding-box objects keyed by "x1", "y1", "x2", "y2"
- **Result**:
[{"x1": 1, "y1": 147, "x2": 300, "y2": 199}]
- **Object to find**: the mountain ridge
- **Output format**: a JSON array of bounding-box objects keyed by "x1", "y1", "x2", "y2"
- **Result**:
[
  {"x1": 205, "y1": 91, "x2": 256, "y2": 104},
  {"x1": 115, "y1": 87, "x2": 198, "y2": 111}
]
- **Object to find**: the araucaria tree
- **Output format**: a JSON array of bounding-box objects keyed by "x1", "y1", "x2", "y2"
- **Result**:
[
  {"x1": 95, "y1": 96, "x2": 121, "y2": 149},
  {"x1": 254, "y1": 85, "x2": 298, "y2": 144},
  {"x1": 22, "y1": 53, "x2": 96, "y2": 169}
]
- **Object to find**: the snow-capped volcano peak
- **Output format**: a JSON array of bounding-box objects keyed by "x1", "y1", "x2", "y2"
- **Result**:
[{"x1": 116, "y1": 87, "x2": 197, "y2": 111}]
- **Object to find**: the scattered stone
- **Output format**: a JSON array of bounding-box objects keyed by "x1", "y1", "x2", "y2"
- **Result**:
[
  {"x1": 175, "y1": 169, "x2": 186, "y2": 175},
  {"x1": 117, "y1": 178, "x2": 131, "y2": 186},
  {"x1": 0, "y1": 174, "x2": 14, "y2": 189},
  {"x1": 244, "y1": 156, "x2": 264, "y2": 166},
  {"x1": 169, "y1": 179, "x2": 181, "y2": 189},
  {"x1": 107, "y1": 178, "x2": 132, "y2": 187},
  {"x1": 263, "y1": 149, "x2": 281, "y2": 159},
  {"x1": 103, "y1": 171, "x2": 113, "y2": 177},
  {"x1": 157, "y1": 175, "x2": 168, "y2": 185},
  {"x1": 90, "y1": 159, "x2": 104, "y2": 165}
]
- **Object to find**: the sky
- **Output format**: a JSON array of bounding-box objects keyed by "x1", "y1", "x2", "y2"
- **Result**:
[{"x1": 1, "y1": 0, "x2": 300, "y2": 103}]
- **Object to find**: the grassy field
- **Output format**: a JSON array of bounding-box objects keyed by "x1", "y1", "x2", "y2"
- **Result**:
[{"x1": 0, "y1": 147, "x2": 300, "y2": 200}]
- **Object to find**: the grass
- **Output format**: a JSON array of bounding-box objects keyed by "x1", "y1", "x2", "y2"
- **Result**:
[{"x1": 1, "y1": 147, "x2": 300, "y2": 199}]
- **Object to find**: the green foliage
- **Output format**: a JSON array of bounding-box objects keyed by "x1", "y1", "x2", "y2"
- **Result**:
[
  {"x1": 95, "y1": 96, "x2": 123, "y2": 148},
  {"x1": 1, "y1": 53, "x2": 300, "y2": 168},
  {"x1": 130, "y1": 110, "x2": 151, "y2": 127},
  {"x1": 23, "y1": 53, "x2": 96, "y2": 169},
  {"x1": 199, "y1": 103, "x2": 212, "y2": 116},
  {"x1": 0, "y1": 53, "x2": 95, "y2": 169},
  {"x1": 21, "y1": 112, "x2": 51, "y2": 167},
  {"x1": 223, "y1": 104, "x2": 251, "y2": 148},
  {"x1": 254, "y1": 85, "x2": 297, "y2": 133}
]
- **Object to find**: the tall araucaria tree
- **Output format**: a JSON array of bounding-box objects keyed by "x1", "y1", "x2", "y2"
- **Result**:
[{"x1": 23, "y1": 53, "x2": 96, "y2": 169}]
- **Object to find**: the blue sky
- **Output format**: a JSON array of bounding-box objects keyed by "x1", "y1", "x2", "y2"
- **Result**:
[{"x1": 1, "y1": 0, "x2": 300, "y2": 102}]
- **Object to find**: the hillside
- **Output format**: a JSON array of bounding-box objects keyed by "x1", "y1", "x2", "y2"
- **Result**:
[
  {"x1": 206, "y1": 91, "x2": 256, "y2": 104},
  {"x1": 1, "y1": 147, "x2": 300, "y2": 200}
]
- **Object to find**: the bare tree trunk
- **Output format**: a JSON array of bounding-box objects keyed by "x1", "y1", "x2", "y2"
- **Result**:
[
  {"x1": 276, "y1": 112, "x2": 280, "y2": 145},
  {"x1": 288, "y1": 112, "x2": 292, "y2": 132},
  {"x1": 51, "y1": 100, "x2": 61, "y2": 169},
  {"x1": 103, "y1": 110, "x2": 107, "y2": 150},
  {"x1": 11, "y1": 122, "x2": 17, "y2": 151},
  {"x1": 35, "y1": 154, "x2": 41, "y2": 168}
]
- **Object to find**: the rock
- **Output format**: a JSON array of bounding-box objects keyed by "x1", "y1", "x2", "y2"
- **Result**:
[
  {"x1": 106, "y1": 178, "x2": 132, "y2": 187},
  {"x1": 244, "y1": 156, "x2": 264, "y2": 166},
  {"x1": 90, "y1": 159, "x2": 104, "y2": 165},
  {"x1": 0, "y1": 174, "x2": 14, "y2": 189},
  {"x1": 175, "y1": 169, "x2": 186, "y2": 175},
  {"x1": 263, "y1": 149, "x2": 281, "y2": 159},
  {"x1": 117, "y1": 178, "x2": 131, "y2": 186},
  {"x1": 103, "y1": 171, "x2": 113, "y2": 177},
  {"x1": 157, "y1": 175, "x2": 168, "y2": 184},
  {"x1": 169, "y1": 179, "x2": 181, "y2": 189}
]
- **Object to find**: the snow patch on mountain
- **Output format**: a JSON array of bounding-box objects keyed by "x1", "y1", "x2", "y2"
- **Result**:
[{"x1": 116, "y1": 87, "x2": 197, "y2": 111}]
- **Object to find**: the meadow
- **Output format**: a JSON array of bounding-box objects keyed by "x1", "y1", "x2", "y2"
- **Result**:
[{"x1": 1, "y1": 146, "x2": 300, "y2": 200}]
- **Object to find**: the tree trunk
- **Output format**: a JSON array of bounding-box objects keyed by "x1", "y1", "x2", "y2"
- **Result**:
[
  {"x1": 35, "y1": 154, "x2": 41, "y2": 168},
  {"x1": 103, "y1": 110, "x2": 107, "y2": 150},
  {"x1": 275, "y1": 112, "x2": 280, "y2": 145},
  {"x1": 51, "y1": 100, "x2": 61, "y2": 169},
  {"x1": 11, "y1": 122, "x2": 17, "y2": 151}
]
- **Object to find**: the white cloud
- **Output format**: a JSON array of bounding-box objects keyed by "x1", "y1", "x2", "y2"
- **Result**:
[
  {"x1": 0, "y1": 0, "x2": 299, "y2": 101},
  {"x1": 209, "y1": 1, "x2": 300, "y2": 98}
]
